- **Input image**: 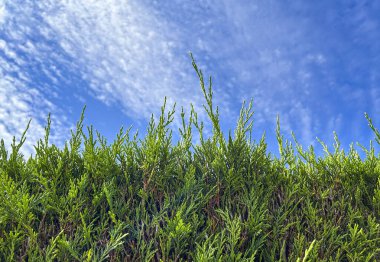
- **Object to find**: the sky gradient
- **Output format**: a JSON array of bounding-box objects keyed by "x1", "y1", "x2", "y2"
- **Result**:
[{"x1": 1, "y1": 0, "x2": 380, "y2": 156}]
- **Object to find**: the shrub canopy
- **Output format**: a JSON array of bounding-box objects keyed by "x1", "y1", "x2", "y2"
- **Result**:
[{"x1": 1, "y1": 55, "x2": 380, "y2": 261}]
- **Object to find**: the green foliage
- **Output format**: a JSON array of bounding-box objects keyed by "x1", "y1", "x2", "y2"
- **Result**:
[{"x1": 1, "y1": 54, "x2": 380, "y2": 261}]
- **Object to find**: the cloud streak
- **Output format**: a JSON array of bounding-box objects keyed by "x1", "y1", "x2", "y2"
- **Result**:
[
  {"x1": 0, "y1": 1, "x2": 77, "y2": 155},
  {"x1": 39, "y1": 0, "x2": 209, "y2": 120},
  {"x1": 0, "y1": 0, "x2": 211, "y2": 154},
  {"x1": 0, "y1": 67, "x2": 70, "y2": 156}
]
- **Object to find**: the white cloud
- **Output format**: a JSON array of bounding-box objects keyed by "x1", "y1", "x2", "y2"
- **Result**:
[
  {"x1": 1, "y1": 0, "x2": 226, "y2": 156},
  {"x1": 37, "y1": 0, "x2": 207, "y2": 121},
  {"x1": 0, "y1": 11, "x2": 72, "y2": 156},
  {"x1": 0, "y1": 76, "x2": 70, "y2": 157},
  {"x1": 0, "y1": 1, "x2": 5, "y2": 26},
  {"x1": 1, "y1": 0, "x2": 224, "y2": 156}
]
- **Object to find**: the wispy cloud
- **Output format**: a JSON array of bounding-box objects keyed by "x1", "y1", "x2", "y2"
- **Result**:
[
  {"x1": 0, "y1": 68, "x2": 70, "y2": 157},
  {"x1": 0, "y1": 0, "x2": 213, "y2": 153},
  {"x1": 37, "y1": 0, "x2": 209, "y2": 120},
  {"x1": 0, "y1": 2, "x2": 75, "y2": 156},
  {"x1": 0, "y1": 0, "x2": 5, "y2": 26}
]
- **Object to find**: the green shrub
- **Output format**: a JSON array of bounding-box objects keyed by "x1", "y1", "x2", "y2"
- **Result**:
[{"x1": 0, "y1": 54, "x2": 379, "y2": 261}]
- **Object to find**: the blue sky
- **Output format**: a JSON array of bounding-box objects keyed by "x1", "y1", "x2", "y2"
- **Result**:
[{"x1": 0, "y1": 0, "x2": 380, "y2": 156}]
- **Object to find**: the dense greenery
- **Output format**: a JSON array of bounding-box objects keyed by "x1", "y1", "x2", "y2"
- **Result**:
[{"x1": 1, "y1": 56, "x2": 380, "y2": 261}]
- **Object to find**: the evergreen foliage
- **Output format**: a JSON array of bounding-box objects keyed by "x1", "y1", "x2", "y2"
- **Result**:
[{"x1": 1, "y1": 55, "x2": 380, "y2": 261}]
